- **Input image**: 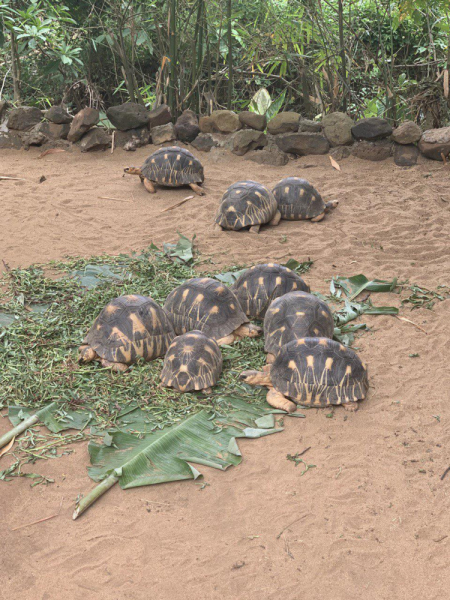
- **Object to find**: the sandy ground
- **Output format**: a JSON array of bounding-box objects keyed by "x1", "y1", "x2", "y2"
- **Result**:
[{"x1": 1, "y1": 144, "x2": 450, "y2": 600}]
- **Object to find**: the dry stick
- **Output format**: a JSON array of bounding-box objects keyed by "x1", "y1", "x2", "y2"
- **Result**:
[
  {"x1": 160, "y1": 195, "x2": 194, "y2": 213},
  {"x1": 12, "y1": 496, "x2": 64, "y2": 531},
  {"x1": 441, "y1": 466, "x2": 450, "y2": 481},
  {"x1": 98, "y1": 196, "x2": 133, "y2": 203},
  {"x1": 276, "y1": 515, "x2": 307, "y2": 540},
  {"x1": 111, "y1": 131, "x2": 115, "y2": 154},
  {"x1": 395, "y1": 315, "x2": 428, "y2": 335},
  {"x1": 0, "y1": 176, "x2": 26, "y2": 181}
]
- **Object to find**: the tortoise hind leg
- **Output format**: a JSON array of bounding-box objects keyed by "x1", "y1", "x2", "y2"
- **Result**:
[
  {"x1": 269, "y1": 210, "x2": 281, "y2": 226},
  {"x1": 143, "y1": 178, "x2": 156, "y2": 193},
  {"x1": 266, "y1": 389, "x2": 297, "y2": 413},
  {"x1": 100, "y1": 358, "x2": 129, "y2": 373},
  {"x1": 343, "y1": 402, "x2": 358, "y2": 412},
  {"x1": 189, "y1": 183, "x2": 205, "y2": 196},
  {"x1": 249, "y1": 225, "x2": 260, "y2": 234}
]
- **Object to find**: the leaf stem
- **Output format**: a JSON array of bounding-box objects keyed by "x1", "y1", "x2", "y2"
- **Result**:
[{"x1": 72, "y1": 474, "x2": 119, "y2": 520}]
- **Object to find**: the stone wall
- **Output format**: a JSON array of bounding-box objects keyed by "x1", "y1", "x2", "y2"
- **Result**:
[{"x1": 1, "y1": 101, "x2": 449, "y2": 167}]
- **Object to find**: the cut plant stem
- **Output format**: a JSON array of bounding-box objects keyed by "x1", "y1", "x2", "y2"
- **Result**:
[
  {"x1": 73, "y1": 474, "x2": 119, "y2": 520},
  {"x1": 0, "y1": 413, "x2": 39, "y2": 450}
]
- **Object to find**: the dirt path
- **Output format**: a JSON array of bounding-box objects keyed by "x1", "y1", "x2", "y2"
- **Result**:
[{"x1": 1, "y1": 145, "x2": 450, "y2": 600}]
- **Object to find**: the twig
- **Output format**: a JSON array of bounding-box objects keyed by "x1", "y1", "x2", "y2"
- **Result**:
[
  {"x1": 111, "y1": 131, "x2": 115, "y2": 154},
  {"x1": 98, "y1": 196, "x2": 133, "y2": 203},
  {"x1": 276, "y1": 516, "x2": 306, "y2": 540},
  {"x1": 160, "y1": 195, "x2": 194, "y2": 213},
  {"x1": 395, "y1": 315, "x2": 428, "y2": 335},
  {"x1": 11, "y1": 496, "x2": 63, "y2": 531},
  {"x1": 296, "y1": 446, "x2": 311, "y2": 457},
  {"x1": 0, "y1": 176, "x2": 26, "y2": 181},
  {"x1": 441, "y1": 466, "x2": 450, "y2": 481}
]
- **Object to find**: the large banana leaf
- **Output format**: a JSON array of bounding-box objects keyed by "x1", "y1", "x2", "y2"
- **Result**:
[
  {"x1": 74, "y1": 397, "x2": 283, "y2": 518},
  {"x1": 331, "y1": 274, "x2": 398, "y2": 300}
]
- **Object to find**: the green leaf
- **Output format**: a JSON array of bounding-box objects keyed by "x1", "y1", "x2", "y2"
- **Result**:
[
  {"x1": 215, "y1": 268, "x2": 247, "y2": 285},
  {"x1": 69, "y1": 264, "x2": 122, "y2": 289},
  {"x1": 332, "y1": 274, "x2": 397, "y2": 300},
  {"x1": 87, "y1": 399, "x2": 283, "y2": 489},
  {"x1": 249, "y1": 88, "x2": 272, "y2": 116},
  {"x1": 282, "y1": 259, "x2": 313, "y2": 274},
  {"x1": 265, "y1": 89, "x2": 286, "y2": 122},
  {"x1": 163, "y1": 233, "x2": 195, "y2": 264}
]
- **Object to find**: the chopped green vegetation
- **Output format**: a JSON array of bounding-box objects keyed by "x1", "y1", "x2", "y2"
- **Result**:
[{"x1": 401, "y1": 284, "x2": 449, "y2": 311}]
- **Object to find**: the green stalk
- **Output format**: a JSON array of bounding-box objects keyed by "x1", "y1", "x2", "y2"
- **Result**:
[
  {"x1": 0, "y1": 401, "x2": 58, "y2": 449},
  {"x1": 168, "y1": 0, "x2": 177, "y2": 115},
  {"x1": 73, "y1": 474, "x2": 119, "y2": 520},
  {"x1": 338, "y1": 0, "x2": 347, "y2": 112},
  {"x1": 226, "y1": 0, "x2": 233, "y2": 109}
]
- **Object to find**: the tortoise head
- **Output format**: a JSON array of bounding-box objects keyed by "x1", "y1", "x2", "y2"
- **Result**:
[
  {"x1": 325, "y1": 200, "x2": 339, "y2": 213},
  {"x1": 124, "y1": 166, "x2": 142, "y2": 176},
  {"x1": 239, "y1": 369, "x2": 271, "y2": 386}
]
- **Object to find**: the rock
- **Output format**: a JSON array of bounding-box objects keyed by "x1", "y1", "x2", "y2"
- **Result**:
[
  {"x1": 45, "y1": 106, "x2": 72, "y2": 124},
  {"x1": 7, "y1": 106, "x2": 42, "y2": 131},
  {"x1": 68, "y1": 107, "x2": 99, "y2": 142},
  {"x1": 330, "y1": 145, "x2": 353, "y2": 161},
  {"x1": 20, "y1": 128, "x2": 47, "y2": 150},
  {"x1": 34, "y1": 121, "x2": 70, "y2": 140},
  {"x1": 418, "y1": 126, "x2": 450, "y2": 160},
  {"x1": 41, "y1": 139, "x2": 71, "y2": 151},
  {"x1": 0, "y1": 131, "x2": 23, "y2": 149},
  {"x1": 209, "y1": 148, "x2": 229, "y2": 163},
  {"x1": 394, "y1": 143, "x2": 419, "y2": 167},
  {"x1": 80, "y1": 127, "x2": 111, "y2": 152},
  {"x1": 298, "y1": 119, "x2": 322, "y2": 133},
  {"x1": 392, "y1": 121, "x2": 422, "y2": 145},
  {"x1": 174, "y1": 110, "x2": 200, "y2": 143},
  {"x1": 114, "y1": 126, "x2": 150, "y2": 149},
  {"x1": 239, "y1": 111, "x2": 266, "y2": 131},
  {"x1": 151, "y1": 122, "x2": 175, "y2": 145},
  {"x1": 148, "y1": 104, "x2": 172, "y2": 129},
  {"x1": 210, "y1": 132, "x2": 237, "y2": 150},
  {"x1": 107, "y1": 102, "x2": 149, "y2": 131},
  {"x1": 191, "y1": 133, "x2": 219, "y2": 152},
  {"x1": 210, "y1": 110, "x2": 240, "y2": 133},
  {"x1": 199, "y1": 116, "x2": 214, "y2": 133},
  {"x1": 245, "y1": 148, "x2": 289, "y2": 166},
  {"x1": 267, "y1": 112, "x2": 300, "y2": 135},
  {"x1": 352, "y1": 140, "x2": 392, "y2": 161},
  {"x1": 0, "y1": 100, "x2": 8, "y2": 121},
  {"x1": 351, "y1": 117, "x2": 392, "y2": 141},
  {"x1": 275, "y1": 132, "x2": 330, "y2": 155},
  {"x1": 322, "y1": 112, "x2": 354, "y2": 146},
  {"x1": 232, "y1": 130, "x2": 267, "y2": 156}
]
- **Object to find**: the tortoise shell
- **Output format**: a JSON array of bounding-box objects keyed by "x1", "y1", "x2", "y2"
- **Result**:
[
  {"x1": 160, "y1": 330, "x2": 223, "y2": 391},
  {"x1": 231, "y1": 263, "x2": 310, "y2": 320},
  {"x1": 271, "y1": 337, "x2": 368, "y2": 407},
  {"x1": 84, "y1": 295, "x2": 175, "y2": 364},
  {"x1": 215, "y1": 181, "x2": 277, "y2": 230},
  {"x1": 163, "y1": 277, "x2": 248, "y2": 340},
  {"x1": 272, "y1": 177, "x2": 325, "y2": 220},
  {"x1": 141, "y1": 146, "x2": 204, "y2": 186},
  {"x1": 264, "y1": 292, "x2": 334, "y2": 355}
]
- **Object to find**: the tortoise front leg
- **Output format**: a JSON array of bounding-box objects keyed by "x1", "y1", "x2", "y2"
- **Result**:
[
  {"x1": 266, "y1": 353, "x2": 276, "y2": 364},
  {"x1": 234, "y1": 323, "x2": 262, "y2": 339},
  {"x1": 249, "y1": 225, "x2": 260, "y2": 234},
  {"x1": 213, "y1": 223, "x2": 223, "y2": 231},
  {"x1": 266, "y1": 389, "x2": 297, "y2": 413},
  {"x1": 311, "y1": 212, "x2": 325, "y2": 222},
  {"x1": 100, "y1": 358, "x2": 129, "y2": 373},
  {"x1": 269, "y1": 210, "x2": 281, "y2": 226},
  {"x1": 216, "y1": 333, "x2": 236, "y2": 346},
  {"x1": 190, "y1": 183, "x2": 205, "y2": 196},
  {"x1": 343, "y1": 402, "x2": 359, "y2": 412},
  {"x1": 143, "y1": 178, "x2": 156, "y2": 193}
]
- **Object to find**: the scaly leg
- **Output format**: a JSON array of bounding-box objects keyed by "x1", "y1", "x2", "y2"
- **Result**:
[
  {"x1": 249, "y1": 224, "x2": 260, "y2": 234},
  {"x1": 216, "y1": 334, "x2": 235, "y2": 346},
  {"x1": 266, "y1": 353, "x2": 276, "y2": 364},
  {"x1": 213, "y1": 223, "x2": 223, "y2": 231},
  {"x1": 343, "y1": 402, "x2": 358, "y2": 412},
  {"x1": 311, "y1": 212, "x2": 325, "y2": 222},
  {"x1": 100, "y1": 358, "x2": 129, "y2": 372},
  {"x1": 143, "y1": 178, "x2": 156, "y2": 193},
  {"x1": 190, "y1": 183, "x2": 205, "y2": 196},
  {"x1": 266, "y1": 389, "x2": 297, "y2": 413},
  {"x1": 233, "y1": 323, "x2": 262, "y2": 339},
  {"x1": 203, "y1": 387, "x2": 213, "y2": 395},
  {"x1": 269, "y1": 210, "x2": 281, "y2": 226}
]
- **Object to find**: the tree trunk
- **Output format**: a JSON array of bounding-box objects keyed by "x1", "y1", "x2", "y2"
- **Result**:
[
  {"x1": 168, "y1": 0, "x2": 177, "y2": 115},
  {"x1": 10, "y1": 30, "x2": 21, "y2": 103},
  {"x1": 227, "y1": 0, "x2": 233, "y2": 109},
  {"x1": 338, "y1": 0, "x2": 347, "y2": 112}
]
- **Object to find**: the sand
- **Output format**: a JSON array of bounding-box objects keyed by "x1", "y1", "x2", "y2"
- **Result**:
[{"x1": 1, "y1": 144, "x2": 450, "y2": 600}]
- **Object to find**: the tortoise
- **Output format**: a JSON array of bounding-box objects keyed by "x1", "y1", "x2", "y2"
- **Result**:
[
  {"x1": 240, "y1": 337, "x2": 368, "y2": 413},
  {"x1": 124, "y1": 146, "x2": 205, "y2": 196},
  {"x1": 164, "y1": 277, "x2": 261, "y2": 344},
  {"x1": 214, "y1": 181, "x2": 281, "y2": 233},
  {"x1": 272, "y1": 177, "x2": 338, "y2": 222},
  {"x1": 231, "y1": 263, "x2": 310, "y2": 320},
  {"x1": 160, "y1": 330, "x2": 222, "y2": 393},
  {"x1": 79, "y1": 295, "x2": 175, "y2": 372},
  {"x1": 264, "y1": 291, "x2": 334, "y2": 363}
]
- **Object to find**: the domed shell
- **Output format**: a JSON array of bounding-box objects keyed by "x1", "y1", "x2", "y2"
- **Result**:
[
  {"x1": 84, "y1": 295, "x2": 175, "y2": 364},
  {"x1": 215, "y1": 181, "x2": 277, "y2": 230},
  {"x1": 231, "y1": 263, "x2": 310, "y2": 319},
  {"x1": 271, "y1": 337, "x2": 368, "y2": 407},
  {"x1": 160, "y1": 330, "x2": 223, "y2": 391},
  {"x1": 163, "y1": 277, "x2": 248, "y2": 340},
  {"x1": 141, "y1": 146, "x2": 204, "y2": 186},
  {"x1": 272, "y1": 177, "x2": 325, "y2": 220},
  {"x1": 264, "y1": 292, "x2": 334, "y2": 355}
]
